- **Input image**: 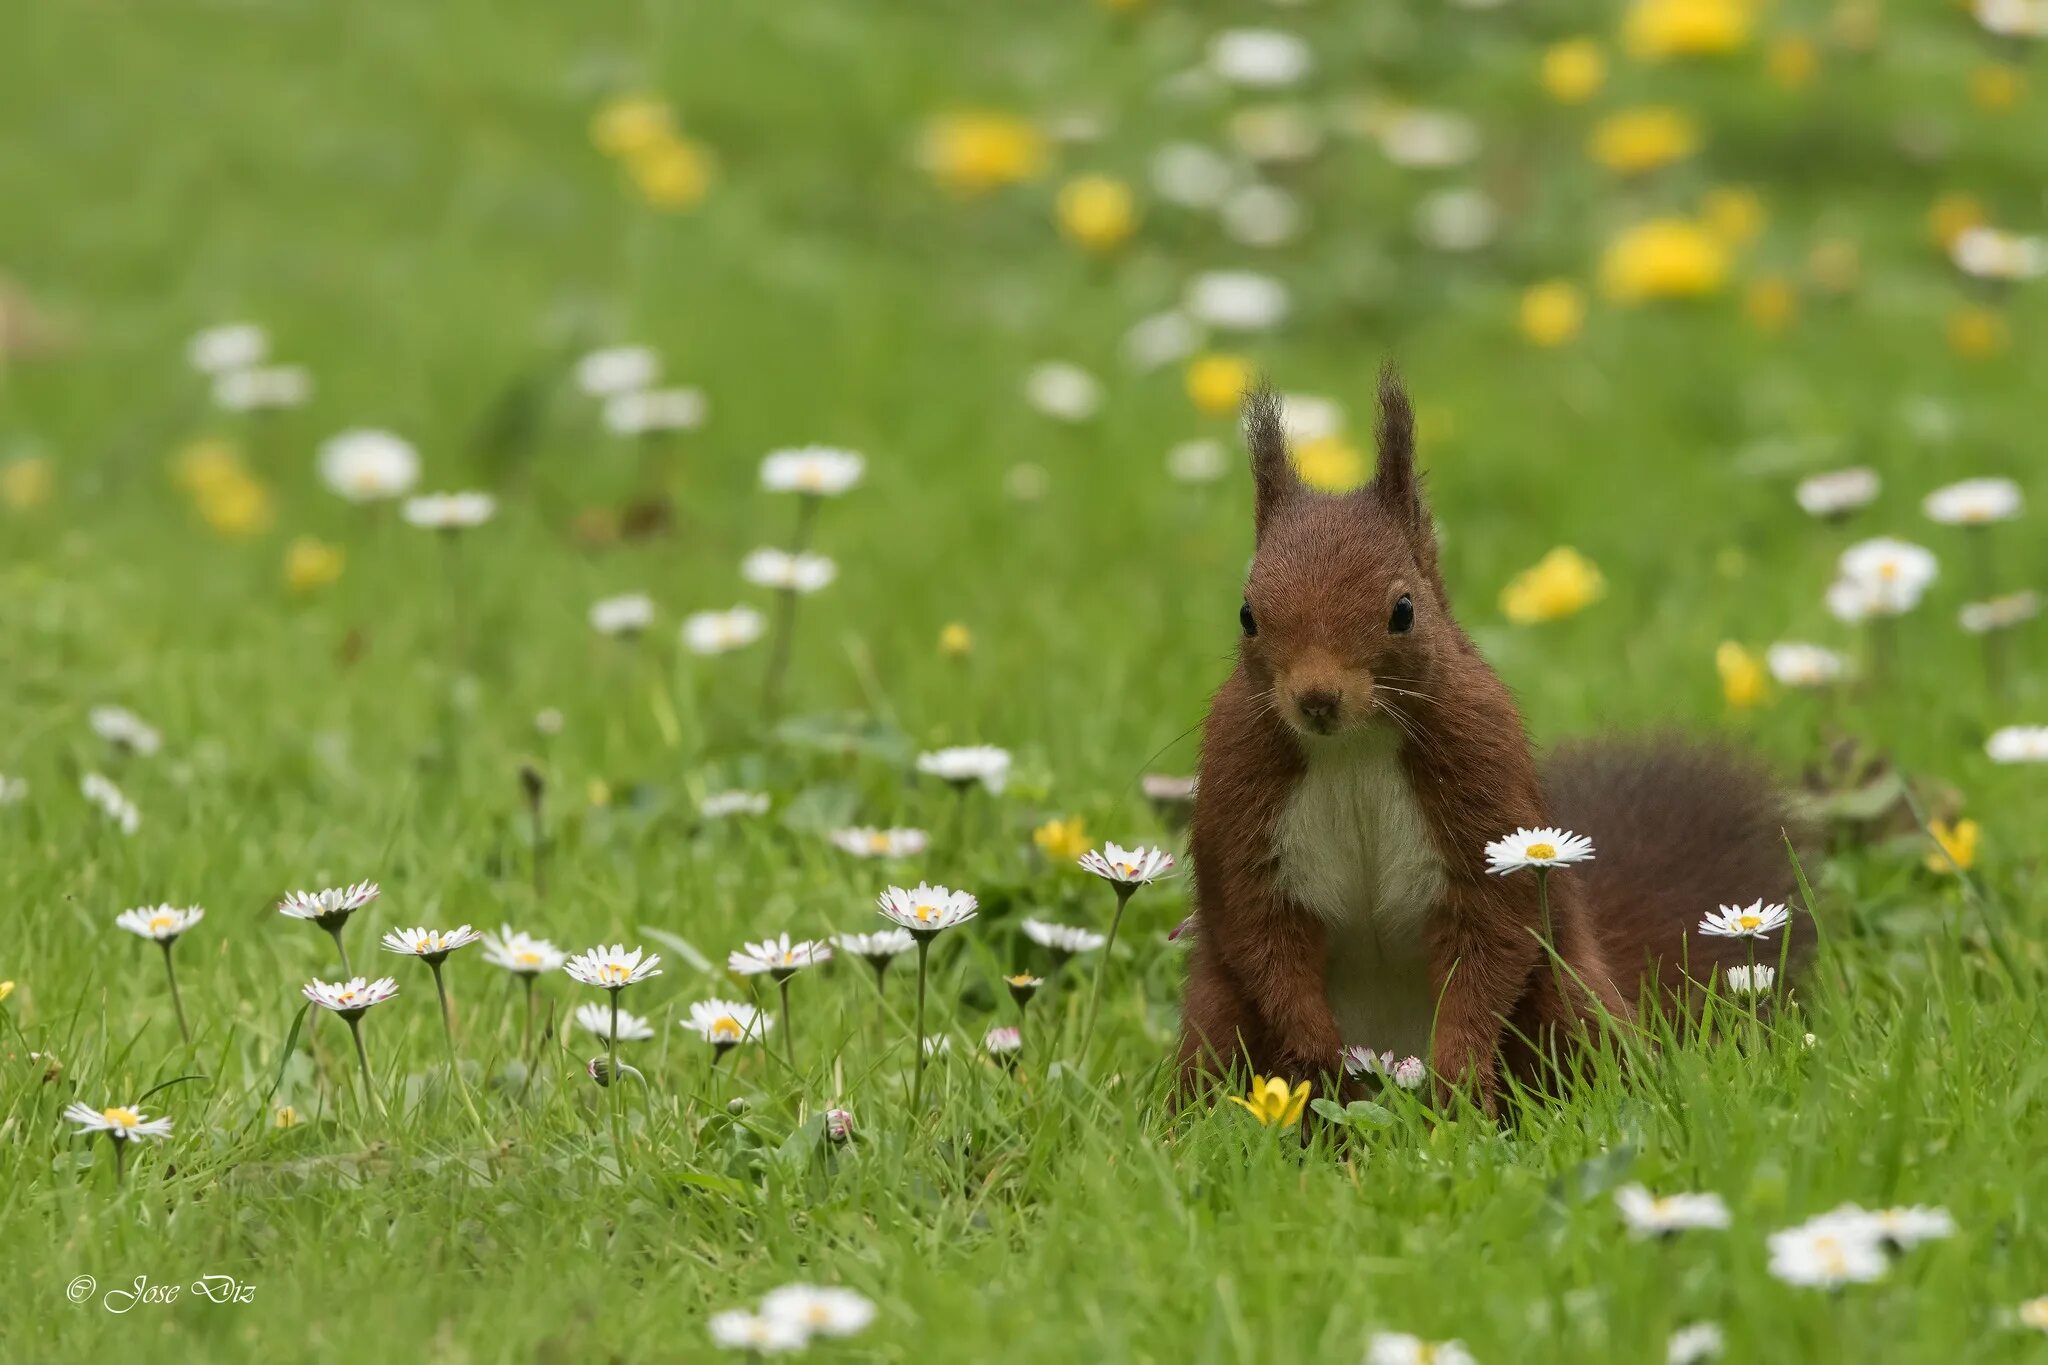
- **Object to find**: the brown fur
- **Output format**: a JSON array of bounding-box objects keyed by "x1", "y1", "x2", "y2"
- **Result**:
[{"x1": 1175, "y1": 370, "x2": 1805, "y2": 1115}]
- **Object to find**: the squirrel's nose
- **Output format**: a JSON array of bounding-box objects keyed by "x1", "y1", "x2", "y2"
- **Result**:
[{"x1": 1294, "y1": 689, "x2": 1341, "y2": 731}]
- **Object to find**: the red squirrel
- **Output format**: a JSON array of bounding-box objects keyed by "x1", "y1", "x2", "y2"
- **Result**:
[{"x1": 1175, "y1": 369, "x2": 1803, "y2": 1113}]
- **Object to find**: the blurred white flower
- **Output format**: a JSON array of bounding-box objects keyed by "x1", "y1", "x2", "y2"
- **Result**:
[
  {"x1": 1766, "y1": 642, "x2": 1848, "y2": 687},
  {"x1": 0, "y1": 774, "x2": 28, "y2": 805},
  {"x1": 742, "y1": 548, "x2": 837, "y2": 594},
  {"x1": 64, "y1": 1102, "x2": 174, "y2": 1142},
  {"x1": 1795, "y1": 467, "x2": 1879, "y2": 519},
  {"x1": 1020, "y1": 917, "x2": 1106, "y2": 955},
  {"x1": 831, "y1": 928, "x2": 916, "y2": 965},
  {"x1": 533, "y1": 708, "x2": 565, "y2": 736},
  {"x1": 187, "y1": 322, "x2": 268, "y2": 375},
  {"x1": 1767, "y1": 1221, "x2": 1888, "y2": 1287},
  {"x1": 319, "y1": 430, "x2": 419, "y2": 503},
  {"x1": 729, "y1": 934, "x2": 832, "y2": 978},
  {"x1": 1723, "y1": 964, "x2": 1776, "y2": 995},
  {"x1": 1949, "y1": 227, "x2": 2048, "y2": 282},
  {"x1": 81, "y1": 772, "x2": 140, "y2": 834},
  {"x1": 1365, "y1": 1333, "x2": 1476, "y2": 1365},
  {"x1": 1415, "y1": 188, "x2": 1498, "y2": 252},
  {"x1": 1974, "y1": 0, "x2": 2048, "y2": 36},
  {"x1": 1831, "y1": 537, "x2": 1938, "y2": 617},
  {"x1": 984, "y1": 1025, "x2": 1022, "y2": 1056},
  {"x1": 1168, "y1": 439, "x2": 1228, "y2": 484},
  {"x1": 575, "y1": 345, "x2": 659, "y2": 397},
  {"x1": 1186, "y1": 270, "x2": 1290, "y2": 331},
  {"x1": 115, "y1": 904, "x2": 204, "y2": 943},
  {"x1": 481, "y1": 929, "x2": 567, "y2": 976},
  {"x1": 682, "y1": 606, "x2": 768, "y2": 655},
  {"x1": 916, "y1": 745, "x2": 1011, "y2": 792},
  {"x1": 685, "y1": 999, "x2": 772, "y2": 1049},
  {"x1": 1810, "y1": 1203, "x2": 1956, "y2": 1251},
  {"x1": 1024, "y1": 362, "x2": 1102, "y2": 423},
  {"x1": 589, "y1": 593, "x2": 656, "y2": 637},
  {"x1": 707, "y1": 1310, "x2": 806, "y2": 1355},
  {"x1": 1616, "y1": 1185, "x2": 1733, "y2": 1237},
  {"x1": 1960, "y1": 590, "x2": 2040, "y2": 634},
  {"x1": 829, "y1": 827, "x2": 930, "y2": 859},
  {"x1": 379, "y1": 925, "x2": 482, "y2": 962},
  {"x1": 1279, "y1": 393, "x2": 1344, "y2": 443},
  {"x1": 1123, "y1": 310, "x2": 1203, "y2": 370},
  {"x1": 575, "y1": 1001, "x2": 653, "y2": 1042},
  {"x1": 402, "y1": 491, "x2": 496, "y2": 531},
  {"x1": 90, "y1": 705, "x2": 161, "y2": 756},
  {"x1": 1667, "y1": 1322, "x2": 1725, "y2": 1365},
  {"x1": 1149, "y1": 142, "x2": 1237, "y2": 209},
  {"x1": 761, "y1": 446, "x2": 864, "y2": 496},
  {"x1": 1221, "y1": 183, "x2": 1304, "y2": 247},
  {"x1": 1207, "y1": 28, "x2": 1312, "y2": 88},
  {"x1": 701, "y1": 790, "x2": 770, "y2": 819},
  {"x1": 1987, "y1": 725, "x2": 2048, "y2": 763},
  {"x1": 213, "y1": 365, "x2": 312, "y2": 412},
  {"x1": 1228, "y1": 104, "x2": 1322, "y2": 163},
  {"x1": 1377, "y1": 110, "x2": 1480, "y2": 168},
  {"x1": 760, "y1": 1285, "x2": 877, "y2": 1339},
  {"x1": 1924, "y1": 477, "x2": 2023, "y2": 526},
  {"x1": 604, "y1": 387, "x2": 705, "y2": 436}
]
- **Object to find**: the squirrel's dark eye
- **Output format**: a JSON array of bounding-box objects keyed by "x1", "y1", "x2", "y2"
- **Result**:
[
  {"x1": 1388, "y1": 594, "x2": 1414, "y2": 634},
  {"x1": 1239, "y1": 601, "x2": 1257, "y2": 637}
]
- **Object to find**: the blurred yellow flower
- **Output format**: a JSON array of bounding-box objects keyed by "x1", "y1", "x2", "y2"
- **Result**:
[
  {"x1": 588, "y1": 778, "x2": 612, "y2": 808},
  {"x1": 1928, "y1": 194, "x2": 1985, "y2": 250},
  {"x1": 1033, "y1": 817, "x2": 1091, "y2": 862},
  {"x1": 627, "y1": 135, "x2": 713, "y2": 210},
  {"x1": 0, "y1": 980, "x2": 14, "y2": 1004},
  {"x1": 938, "y1": 622, "x2": 973, "y2": 658},
  {"x1": 1702, "y1": 187, "x2": 1765, "y2": 245},
  {"x1": 1519, "y1": 280, "x2": 1585, "y2": 347},
  {"x1": 284, "y1": 537, "x2": 346, "y2": 594},
  {"x1": 591, "y1": 95, "x2": 676, "y2": 159},
  {"x1": 1600, "y1": 219, "x2": 1729, "y2": 302},
  {"x1": 275, "y1": 1105, "x2": 302, "y2": 1130},
  {"x1": 1743, "y1": 277, "x2": 1797, "y2": 333},
  {"x1": 173, "y1": 437, "x2": 244, "y2": 494},
  {"x1": 1588, "y1": 107, "x2": 1700, "y2": 175},
  {"x1": 1716, "y1": 641, "x2": 1769, "y2": 709},
  {"x1": 1293, "y1": 436, "x2": 1366, "y2": 493},
  {"x1": 1625, "y1": 0, "x2": 1752, "y2": 59},
  {"x1": 1925, "y1": 818, "x2": 1979, "y2": 875},
  {"x1": 1767, "y1": 35, "x2": 1818, "y2": 90},
  {"x1": 196, "y1": 472, "x2": 273, "y2": 537},
  {"x1": 1947, "y1": 305, "x2": 2009, "y2": 359},
  {"x1": 1056, "y1": 174, "x2": 1137, "y2": 251},
  {"x1": 921, "y1": 112, "x2": 1049, "y2": 194},
  {"x1": 1500, "y1": 547, "x2": 1605, "y2": 624},
  {"x1": 1540, "y1": 39, "x2": 1607, "y2": 104},
  {"x1": 1968, "y1": 64, "x2": 2023, "y2": 113},
  {"x1": 1805, "y1": 237, "x2": 1860, "y2": 296},
  {"x1": 1, "y1": 456, "x2": 52, "y2": 510},
  {"x1": 1184, "y1": 353, "x2": 1254, "y2": 417},
  {"x1": 1229, "y1": 1074, "x2": 1310, "y2": 1127}
]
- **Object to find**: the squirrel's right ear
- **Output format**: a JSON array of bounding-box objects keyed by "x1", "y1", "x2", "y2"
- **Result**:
[
  {"x1": 1369, "y1": 364, "x2": 1425, "y2": 536},
  {"x1": 1243, "y1": 382, "x2": 1293, "y2": 539}
]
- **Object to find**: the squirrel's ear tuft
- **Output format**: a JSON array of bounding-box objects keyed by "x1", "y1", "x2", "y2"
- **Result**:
[
  {"x1": 1369, "y1": 363, "x2": 1424, "y2": 533},
  {"x1": 1243, "y1": 381, "x2": 1293, "y2": 539}
]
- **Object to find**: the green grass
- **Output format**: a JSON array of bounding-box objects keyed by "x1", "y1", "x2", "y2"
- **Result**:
[{"x1": 3, "y1": 2, "x2": 2047, "y2": 1360}]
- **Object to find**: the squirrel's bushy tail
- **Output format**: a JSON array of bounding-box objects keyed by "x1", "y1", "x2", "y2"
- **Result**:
[{"x1": 1543, "y1": 735, "x2": 1813, "y2": 1010}]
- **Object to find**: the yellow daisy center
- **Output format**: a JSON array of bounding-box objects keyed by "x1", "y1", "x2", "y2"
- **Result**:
[
  {"x1": 102, "y1": 1107, "x2": 140, "y2": 1129},
  {"x1": 601, "y1": 962, "x2": 629, "y2": 982},
  {"x1": 1738, "y1": 914, "x2": 1761, "y2": 929},
  {"x1": 1117, "y1": 862, "x2": 1137, "y2": 877},
  {"x1": 1526, "y1": 842, "x2": 1557, "y2": 860},
  {"x1": 867, "y1": 832, "x2": 891, "y2": 854},
  {"x1": 798, "y1": 467, "x2": 824, "y2": 491},
  {"x1": 1816, "y1": 1237, "x2": 1847, "y2": 1274},
  {"x1": 337, "y1": 990, "x2": 357, "y2": 1003},
  {"x1": 915, "y1": 903, "x2": 937, "y2": 923},
  {"x1": 349, "y1": 468, "x2": 381, "y2": 493},
  {"x1": 1878, "y1": 560, "x2": 1899, "y2": 580},
  {"x1": 516, "y1": 950, "x2": 540, "y2": 965},
  {"x1": 711, "y1": 1017, "x2": 742, "y2": 1042},
  {"x1": 149, "y1": 913, "x2": 176, "y2": 934}
]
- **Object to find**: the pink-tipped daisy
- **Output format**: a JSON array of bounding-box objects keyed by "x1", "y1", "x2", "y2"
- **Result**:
[{"x1": 876, "y1": 883, "x2": 979, "y2": 939}]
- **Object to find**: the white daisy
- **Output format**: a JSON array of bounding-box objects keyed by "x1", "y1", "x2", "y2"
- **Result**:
[
  {"x1": 1987, "y1": 725, "x2": 2048, "y2": 763},
  {"x1": 213, "y1": 365, "x2": 312, "y2": 412},
  {"x1": 575, "y1": 345, "x2": 659, "y2": 397},
  {"x1": 1221, "y1": 184, "x2": 1303, "y2": 248},
  {"x1": 832, "y1": 929, "x2": 916, "y2": 965},
  {"x1": 1143, "y1": 773, "x2": 1199, "y2": 806},
  {"x1": 1185, "y1": 270, "x2": 1290, "y2": 331},
  {"x1": 741, "y1": 548, "x2": 837, "y2": 594},
  {"x1": 1377, "y1": 109, "x2": 1480, "y2": 168},
  {"x1": 1149, "y1": 143, "x2": 1237, "y2": 210},
  {"x1": 707, "y1": 1310, "x2": 807, "y2": 1355},
  {"x1": 1078, "y1": 842, "x2": 1176, "y2": 889},
  {"x1": 1949, "y1": 227, "x2": 2048, "y2": 282},
  {"x1": 89, "y1": 705, "x2": 161, "y2": 756},
  {"x1": 1698, "y1": 900, "x2": 1792, "y2": 939},
  {"x1": 728, "y1": 934, "x2": 832, "y2": 978},
  {"x1": 589, "y1": 593, "x2": 656, "y2": 637},
  {"x1": 277, "y1": 881, "x2": 381, "y2": 929},
  {"x1": 1167, "y1": 439, "x2": 1228, "y2": 484},
  {"x1": 302, "y1": 975, "x2": 401, "y2": 1018},
  {"x1": 603, "y1": 387, "x2": 706, "y2": 437},
  {"x1": 1390, "y1": 1056, "x2": 1427, "y2": 1090},
  {"x1": 684, "y1": 998, "x2": 772, "y2": 1048},
  {"x1": 1924, "y1": 477, "x2": 2024, "y2": 526},
  {"x1": 701, "y1": 790, "x2": 770, "y2": 819},
  {"x1": 1795, "y1": 467, "x2": 1880, "y2": 519},
  {"x1": 115, "y1": 904, "x2": 204, "y2": 943},
  {"x1": 921, "y1": 1035, "x2": 953, "y2": 1057},
  {"x1": 575, "y1": 1001, "x2": 654, "y2": 1042},
  {"x1": 1123, "y1": 310, "x2": 1203, "y2": 370},
  {"x1": 0, "y1": 773, "x2": 27, "y2": 805},
  {"x1": 1616, "y1": 1185, "x2": 1734, "y2": 1237},
  {"x1": 915, "y1": 745, "x2": 1012, "y2": 792},
  {"x1": 760, "y1": 1285, "x2": 877, "y2": 1339},
  {"x1": 1021, "y1": 918, "x2": 1107, "y2": 955},
  {"x1": 318, "y1": 429, "x2": 420, "y2": 503},
  {"x1": 1207, "y1": 28, "x2": 1312, "y2": 88},
  {"x1": 1973, "y1": 0, "x2": 2047, "y2": 37},
  {"x1": 1723, "y1": 964, "x2": 1776, "y2": 995},
  {"x1": 984, "y1": 1025, "x2": 1022, "y2": 1056},
  {"x1": 1228, "y1": 104, "x2": 1322, "y2": 165},
  {"x1": 824, "y1": 1107, "x2": 855, "y2": 1142},
  {"x1": 682, "y1": 606, "x2": 768, "y2": 655},
  {"x1": 1484, "y1": 827, "x2": 1595, "y2": 875},
  {"x1": 1960, "y1": 590, "x2": 2040, "y2": 634},
  {"x1": 402, "y1": 491, "x2": 496, "y2": 531},
  {"x1": 563, "y1": 943, "x2": 663, "y2": 990},
  {"x1": 1834, "y1": 537, "x2": 1939, "y2": 614},
  {"x1": 760, "y1": 446, "x2": 865, "y2": 496},
  {"x1": 2015, "y1": 1295, "x2": 2048, "y2": 1333},
  {"x1": 1279, "y1": 393, "x2": 1345, "y2": 444},
  {"x1": 1766, "y1": 642, "x2": 1848, "y2": 688},
  {"x1": 187, "y1": 322, "x2": 267, "y2": 374},
  {"x1": 63, "y1": 1102, "x2": 174, "y2": 1142},
  {"x1": 534, "y1": 707, "x2": 565, "y2": 736},
  {"x1": 1767, "y1": 1222, "x2": 1889, "y2": 1287},
  {"x1": 877, "y1": 883, "x2": 979, "y2": 937},
  {"x1": 480, "y1": 929, "x2": 567, "y2": 976},
  {"x1": 1414, "y1": 187, "x2": 1498, "y2": 253},
  {"x1": 1810, "y1": 1203, "x2": 1956, "y2": 1251},
  {"x1": 1666, "y1": 1322, "x2": 1725, "y2": 1365},
  {"x1": 379, "y1": 925, "x2": 482, "y2": 962},
  {"x1": 1344, "y1": 1046, "x2": 1396, "y2": 1079},
  {"x1": 80, "y1": 772, "x2": 140, "y2": 834},
  {"x1": 1023, "y1": 362, "x2": 1102, "y2": 423},
  {"x1": 1365, "y1": 1333, "x2": 1476, "y2": 1365},
  {"x1": 828, "y1": 827, "x2": 930, "y2": 859}
]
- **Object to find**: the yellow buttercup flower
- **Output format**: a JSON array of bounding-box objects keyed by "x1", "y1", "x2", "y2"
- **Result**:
[
  {"x1": 1, "y1": 456, "x2": 52, "y2": 510},
  {"x1": 1229, "y1": 1074, "x2": 1310, "y2": 1127},
  {"x1": 1925, "y1": 818, "x2": 1979, "y2": 875},
  {"x1": 1033, "y1": 817, "x2": 1092, "y2": 863},
  {"x1": 1743, "y1": 277, "x2": 1797, "y2": 333},
  {"x1": 1293, "y1": 437, "x2": 1366, "y2": 493},
  {"x1": 1519, "y1": 280, "x2": 1585, "y2": 348},
  {"x1": 1540, "y1": 39, "x2": 1606, "y2": 105},
  {"x1": 275, "y1": 1106, "x2": 302, "y2": 1130},
  {"x1": 1589, "y1": 107, "x2": 1700, "y2": 175},
  {"x1": 172, "y1": 437, "x2": 244, "y2": 494},
  {"x1": 1947, "y1": 306, "x2": 2009, "y2": 359},
  {"x1": 0, "y1": 981, "x2": 15, "y2": 1004},
  {"x1": 938, "y1": 622, "x2": 973, "y2": 658},
  {"x1": 195, "y1": 472, "x2": 273, "y2": 537},
  {"x1": 1500, "y1": 548, "x2": 1605, "y2": 625},
  {"x1": 1184, "y1": 353, "x2": 1254, "y2": 418},
  {"x1": 921, "y1": 112, "x2": 1049, "y2": 195},
  {"x1": 1624, "y1": 0, "x2": 1752, "y2": 60},
  {"x1": 1928, "y1": 194, "x2": 1985, "y2": 251},
  {"x1": 1056, "y1": 174, "x2": 1137, "y2": 252},
  {"x1": 1600, "y1": 219, "x2": 1728, "y2": 302},
  {"x1": 1716, "y1": 642, "x2": 1769, "y2": 709},
  {"x1": 1767, "y1": 35, "x2": 1818, "y2": 90},
  {"x1": 284, "y1": 537, "x2": 346, "y2": 594},
  {"x1": 590, "y1": 95, "x2": 676, "y2": 159},
  {"x1": 627, "y1": 135, "x2": 713, "y2": 210},
  {"x1": 1968, "y1": 64, "x2": 2023, "y2": 114},
  {"x1": 1702, "y1": 187, "x2": 1765, "y2": 246}
]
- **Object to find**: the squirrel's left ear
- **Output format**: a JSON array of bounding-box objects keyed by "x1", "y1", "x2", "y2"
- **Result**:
[{"x1": 1368, "y1": 364, "x2": 1426, "y2": 536}]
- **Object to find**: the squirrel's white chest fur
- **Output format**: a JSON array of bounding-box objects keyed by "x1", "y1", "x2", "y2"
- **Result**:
[{"x1": 1269, "y1": 730, "x2": 1446, "y2": 1061}]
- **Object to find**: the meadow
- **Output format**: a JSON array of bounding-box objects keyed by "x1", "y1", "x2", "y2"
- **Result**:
[{"x1": 2, "y1": 1, "x2": 2046, "y2": 1360}]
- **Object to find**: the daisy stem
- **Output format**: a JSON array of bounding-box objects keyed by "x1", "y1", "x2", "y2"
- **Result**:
[
  {"x1": 778, "y1": 976, "x2": 798, "y2": 1072},
  {"x1": 431, "y1": 961, "x2": 486, "y2": 1131},
  {"x1": 911, "y1": 937, "x2": 931, "y2": 1115},
  {"x1": 160, "y1": 941, "x2": 191, "y2": 1045},
  {"x1": 111, "y1": 1135, "x2": 127, "y2": 1187},
  {"x1": 761, "y1": 587, "x2": 799, "y2": 718},
  {"x1": 607, "y1": 991, "x2": 628, "y2": 1172},
  {"x1": 1079, "y1": 885, "x2": 1135, "y2": 1068},
  {"x1": 326, "y1": 924, "x2": 353, "y2": 977},
  {"x1": 347, "y1": 1017, "x2": 386, "y2": 1118},
  {"x1": 521, "y1": 975, "x2": 536, "y2": 1059}
]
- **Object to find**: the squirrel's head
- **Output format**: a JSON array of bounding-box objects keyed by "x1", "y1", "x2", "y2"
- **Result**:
[{"x1": 1237, "y1": 367, "x2": 1445, "y2": 741}]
